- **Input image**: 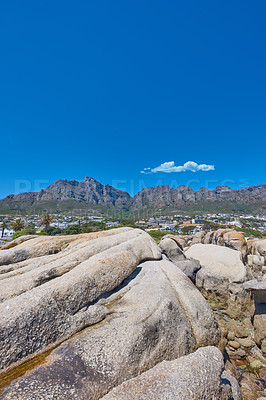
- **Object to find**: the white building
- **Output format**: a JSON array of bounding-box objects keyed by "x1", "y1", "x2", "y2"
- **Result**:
[{"x1": 1, "y1": 229, "x2": 15, "y2": 238}]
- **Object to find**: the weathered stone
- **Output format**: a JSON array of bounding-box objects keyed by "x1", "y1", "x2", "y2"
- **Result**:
[
  {"x1": 227, "y1": 319, "x2": 238, "y2": 333},
  {"x1": 191, "y1": 231, "x2": 205, "y2": 244},
  {"x1": 0, "y1": 258, "x2": 220, "y2": 399},
  {"x1": 223, "y1": 231, "x2": 248, "y2": 262},
  {"x1": 261, "y1": 338, "x2": 266, "y2": 356},
  {"x1": 159, "y1": 236, "x2": 201, "y2": 282},
  {"x1": 227, "y1": 331, "x2": 235, "y2": 341},
  {"x1": 235, "y1": 326, "x2": 250, "y2": 338},
  {"x1": 204, "y1": 231, "x2": 215, "y2": 244},
  {"x1": 100, "y1": 347, "x2": 241, "y2": 400},
  {"x1": 250, "y1": 359, "x2": 263, "y2": 370},
  {"x1": 228, "y1": 341, "x2": 240, "y2": 349},
  {"x1": 250, "y1": 239, "x2": 266, "y2": 262},
  {"x1": 239, "y1": 369, "x2": 266, "y2": 400},
  {"x1": 186, "y1": 244, "x2": 248, "y2": 306},
  {"x1": 212, "y1": 229, "x2": 230, "y2": 245},
  {"x1": 159, "y1": 236, "x2": 186, "y2": 262},
  {"x1": 254, "y1": 314, "x2": 266, "y2": 347},
  {"x1": 247, "y1": 255, "x2": 264, "y2": 278},
  {"x1": 231, "y1": 348, "x2": 246, "y2": 358},
  {"x1": 243, "y1": 317, "x2": 253, "y2": 330},
  {"x1": 218, "y1": 319, "x2": 228, "y2": 337},
  {"x1": 243, "y1": 279, "x2": 266, "y2": 314},
  {"x1": 0, "y1": 228, "x2": 162, "y2": 372},
  {"x1": 237, "y1": 337, "x2": 254, "y2": 348},
  {"x1": 224, "y1": 307, "x2": 244, "y2": 319},
  {"x1": 0, "y1": 235, "x2": 38, "y2": 250}
]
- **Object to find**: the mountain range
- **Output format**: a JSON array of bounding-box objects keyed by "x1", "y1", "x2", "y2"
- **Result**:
[{"x1": 0, "y1": 177, "x2": 265, "y2": 216}]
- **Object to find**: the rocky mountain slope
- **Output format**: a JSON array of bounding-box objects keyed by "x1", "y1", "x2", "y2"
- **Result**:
[
  {"x1": 0, "y1": 177, "x2": 265, "y2": 214},
  {"x1": 133, "y1": 184, "x2": 266, "y2": 212}
]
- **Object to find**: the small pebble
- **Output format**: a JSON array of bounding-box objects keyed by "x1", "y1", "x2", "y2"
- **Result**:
[
  {"x1": 227, "y1": 331, "x2": 235, "y2": 341},
  {"x1": 250, "y1": 360, "x2": 262, "y2": 370},
  {"x1": 228, "y1": 341, "x2": 240, "y2": 349}
]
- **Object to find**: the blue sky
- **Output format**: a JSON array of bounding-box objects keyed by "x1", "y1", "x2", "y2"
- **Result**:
[{"x1": 0, "y1": 0, "x2": 265, "y2": 198}]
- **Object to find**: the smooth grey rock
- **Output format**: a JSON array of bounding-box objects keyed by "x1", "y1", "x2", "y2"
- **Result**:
[
  {"x1": 0, "y1": 228, "x2": 161, "y2": 372},
  {"x1": 159, "y1": 236, "x2": 201, "y2": 281},
  {"x1": 221, "y1": 370, "x2": 242, "y2": 400},
  {"x1": 0, "y1": 235, "x2": 38, "y2": 250},
  {"x1": 174, "y1": 258, "x2": 201, "y2": 282},
  {"x1": 100, "y1": 347, "x2": 241, "y2": 400},
  {"x1": 186, "y1": 243, "x2": 248, "y2": 304},
  {"x1": 0, "y1": 259, "x2": 220, "y2": 399},
  {"x1": 250, "y1": 238, "x2": 266, "y2": 260},
  {"x1": 159, "y1": 236, "x2": 186, "y2": 262}
]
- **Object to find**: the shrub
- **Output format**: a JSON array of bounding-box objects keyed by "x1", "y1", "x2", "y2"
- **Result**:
[{"x1": 12, "y1": 229, "x2": 27, "y2": 240}]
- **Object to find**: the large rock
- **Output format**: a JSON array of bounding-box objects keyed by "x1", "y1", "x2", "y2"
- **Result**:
[
  {"x1": 0, "y1": 258, "x2": 220, "y2": 399},
  {"x1": 159, "y1": 236, "x2": 201, "y2": 282},
  {"x1": 223, "y1": 231, "x2": 248, "y2": 262},
  {"x1": 162, "y1": 234, "x2": 192, "y2": 250},
  {"x1": 247, "y1": 255, "x2": 265, "y2": 279},
  {"x1": 212, "y1": 229, "x2": 231, "y2": 246},
  {"x1": 159, "y1": 235, "x2": 186, "y2": 262},
  {"x1": 250, "y1": 239, "x2": 266, "y2": 265},
  {"x1": 204, "y1": 230, "x2": 215, "y2": 244},
  {"x1": 254, "y1": 314, "x2": 266, "y2": 351},
  {"x1": 185, "y1": 244, "x2": 249, "y2": 306},
  {"x1": 191, "y1": 231, "x2": 205, "y2": 244},
  {"x1": 244, "y1": 278, "x2": 266, "y2": 353},
  {"x1": 0, "y1": 235, "x2": 38, "y2": 250},
  {"x1": 100, "y1": 347, "x2": 241, "y2": 400},
  {"x1": 0, "y1": 228, "x2": 161, "y2": 372}
]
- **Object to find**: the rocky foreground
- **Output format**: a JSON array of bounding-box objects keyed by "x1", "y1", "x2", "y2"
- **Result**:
[{"x1": 0, "y1": 228, "x2": 265, "y2": 399}]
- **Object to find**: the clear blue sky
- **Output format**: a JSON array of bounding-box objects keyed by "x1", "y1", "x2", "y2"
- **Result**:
[{"x1": 1, "y1": 0, "x2": 265, "y2": 198}]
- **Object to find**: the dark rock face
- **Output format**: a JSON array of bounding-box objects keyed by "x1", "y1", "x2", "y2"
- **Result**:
[
  {"x1": 0, "y1": 177, "x2": 133, "y2": 211},
  {"x1": 133, "y1": 184, "x2": 266, "y2": 209},
  {"x1": 37, "y1": 177, "x2": 133, "y2": 209},
  {"x1": 0, "y1": 178, "x2": 265, "y2": 213}
]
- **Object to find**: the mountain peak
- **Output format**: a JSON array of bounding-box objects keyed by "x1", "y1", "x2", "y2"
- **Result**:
[{"x1": 83, "y1": 176, "x2": 98, "y2": 182}]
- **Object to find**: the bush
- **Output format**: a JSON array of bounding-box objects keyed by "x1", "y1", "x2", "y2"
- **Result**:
[
  {"x1": 64, "y1": 224, "x2": 82, "y2": 235},
  {"x1": 46, "y1": 226, "x2": 62, "y2": 236},
  {"x1": 12, "y1": 229, "x2": 28, "y2": 240},
  {"x1": 180, "y1": 226, "x2": 195, "y2": 234}
]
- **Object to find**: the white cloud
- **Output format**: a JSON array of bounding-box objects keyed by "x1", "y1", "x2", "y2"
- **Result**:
[{"x1": 141, "y1": 161, "x2": 215, "y2": 174}]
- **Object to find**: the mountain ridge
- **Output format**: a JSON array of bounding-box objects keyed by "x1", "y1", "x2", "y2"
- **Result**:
[{"x1": 0, "y1": 177, "x2": 265, "y2": 215}]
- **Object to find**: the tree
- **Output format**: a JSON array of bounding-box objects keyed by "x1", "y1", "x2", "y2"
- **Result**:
[
  {"x1": 64, "y1": 224, "x2": 82, "y2": 235},
  {"x1": 1, "y1": 222, "x2": 8, "y2": 238},
  {"x1": 25, "y1": 222, "x2": 36, "y2": 235},
  {"x1": 46, "y1": 226, "x2": 62, "y2": 236},
  {"x1": 181, "y1": 225, "x2": 195, "y2": 235},
  {"x1": 40, "y1": 214, "x2": 53, "y2": 232},
  {"x1": 12, "y1": 218, "x2": 25, "y2": 232}
]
